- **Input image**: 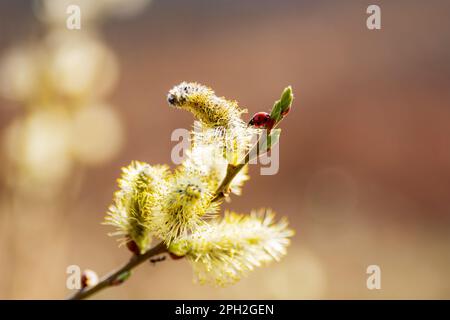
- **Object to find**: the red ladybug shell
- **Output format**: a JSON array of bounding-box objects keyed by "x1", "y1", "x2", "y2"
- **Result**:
[{"x1": 249, "y1": 112, "x2": 274, "y2": 129}]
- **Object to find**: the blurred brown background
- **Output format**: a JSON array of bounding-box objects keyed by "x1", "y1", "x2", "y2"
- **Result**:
[{"x1": 1, "y1": 0, "x2": 450, "y2": 299}]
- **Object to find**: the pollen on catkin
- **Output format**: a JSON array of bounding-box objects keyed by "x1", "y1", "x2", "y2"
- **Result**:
[
  {"x1": 168, "y1": 209, "x2": 294, "y2": 286},
  {"x1": 183, "y1": 142, "x2": 249, "y2": 196},
  {"x1": 104, "y1": 161, "x2": 169, "y2": 253},
  {"x1": 167, "y1": 82, "x2": 256, "y2": 165},
  {"x1": 154, "y1": 166, "x2": 219, "y2": 244},
  {"x1": 191, "y1": 119, "x2": 256, "y2": 166},
  {"x1": 167, "y1": 82, "x2": 247, "y2": 128}
]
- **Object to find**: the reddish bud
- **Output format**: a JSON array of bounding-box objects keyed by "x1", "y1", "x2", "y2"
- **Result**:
[
  {"x1": 281, "y1": 106, "x2": 291, "y2": 117},
  {"x1": 169, "y1": 252, "x2": 185, "y2": 260},
  {"x1": 126, "y1": 239, "x2": 140, "y2": 255}
]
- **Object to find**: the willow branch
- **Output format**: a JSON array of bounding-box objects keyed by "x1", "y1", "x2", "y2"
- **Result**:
[{"x1": 67, "y1": 241, "x2": 167, "y2": 300}]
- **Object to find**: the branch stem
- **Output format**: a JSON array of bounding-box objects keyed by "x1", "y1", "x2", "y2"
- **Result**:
[
  {"x1": 67, "y1": 241, "x2": 167, "y2": 300},
  {"x1": 211, "y1": 129, "x2": 272, "y2": 202}
]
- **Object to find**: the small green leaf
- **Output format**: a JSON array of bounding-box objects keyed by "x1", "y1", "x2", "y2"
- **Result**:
[
  {"x1": 112, "y1": 271, "x2": 132, "y2": 285},
  {"x1": 258, "y1": 129, "x2": 281, "y2": 154},
  {"x1": 270, "y1": 86, "x2": 293, "y2": 123}
]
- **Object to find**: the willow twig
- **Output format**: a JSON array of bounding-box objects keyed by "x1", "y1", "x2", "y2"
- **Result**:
[{"x1": 67, "y1": 241, "x2": 167, "y2": 300}]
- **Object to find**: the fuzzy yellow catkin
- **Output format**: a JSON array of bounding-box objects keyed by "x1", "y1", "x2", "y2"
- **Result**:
[
  {"x1": 182, "y1": 143, "x2": 249, "y2": 196},
  {"x1": 168, "y1": 82, "x2": 256, "y2": 166},
  {"x1": 167, "y1": 82, "x2": 246, "y2": 128},
  {"x1": 154, "y1": 166, "x2": 220, "y2": 244},
  {"x1": 104, "y1": 161, "x2": 169, "y2": 253},
  {"x1": 192, "y1": 120, "x2": 256, "y2": 166},
  {"x1": 169, "y1": 209, "x2": 294, "y2": 286}
]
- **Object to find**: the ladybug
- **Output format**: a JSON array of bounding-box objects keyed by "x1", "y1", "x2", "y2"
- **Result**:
[{"x1": 248, "y1": 112, "x2": 275, "y2": 129}]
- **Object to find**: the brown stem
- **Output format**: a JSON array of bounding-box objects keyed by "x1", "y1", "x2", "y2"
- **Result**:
[
  {"x1": 67, "y1": 241, "x2": 167, "y2": 300},
  {"x1": 211, "y1": 129, "x2": 272, "y2": 203},
  {"x1": 210, "y1": 163, "x2": 244, "y2": 202}
]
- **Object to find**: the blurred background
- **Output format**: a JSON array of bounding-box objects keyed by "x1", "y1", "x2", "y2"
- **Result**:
[{"x1": 1, "y1": 0, "x2": 450, "y2": 299}]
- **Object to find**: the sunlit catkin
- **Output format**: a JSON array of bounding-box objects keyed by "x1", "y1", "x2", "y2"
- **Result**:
[
  {"x1": 155, "y1": 167, "x2": 219, "y2": 244},
  {"x1": 183, "y1": 143, "x2": 249, "y2": 196},
  {"x1": 169, "y1": 209, "x2": 294, "y2": 286},
  {"x1": 167, "y1": 82, "x2": 246, "y2": 128},
  {"x1": 104, "y1": 161, "x2": 169, "y2": 253}
]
